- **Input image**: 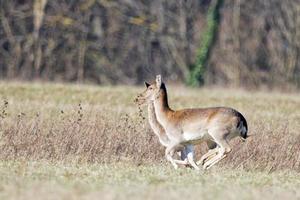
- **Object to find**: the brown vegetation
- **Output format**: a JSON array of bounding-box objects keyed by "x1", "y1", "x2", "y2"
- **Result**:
[
  {"x1": 0, "y1": 83, "x2": 299, "y2": 172},
  {"x1": 0, "y1": 109, "x2": 162, "y2": 164},
  {"x1": 0, "y1": 1, "x2": 299, "y2": 88},
  {"x1": 207, "y1": 0, "x2": 300, "y2": 89}
]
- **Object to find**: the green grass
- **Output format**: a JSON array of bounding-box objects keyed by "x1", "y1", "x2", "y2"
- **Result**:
[
  {"x1": 0, "y1": 161, "x2": 299, "y2": 200},
  {"x1": 0, "y1": 82, "x2": 299, "y2": 199}
]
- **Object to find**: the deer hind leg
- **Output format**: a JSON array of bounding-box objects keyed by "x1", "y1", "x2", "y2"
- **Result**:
[
  {"x1": 203, "y1": 131, "x2": 231, "y2": 170},
  {"x1": 196, "y1": 148, "x2": 219, "y2": 166},
  {"x1": 196, "y1": 140, "x2": 218, "y2": 166},
  {"x1": 203, "y1": 151, "x2": 227, "y2": 170}
]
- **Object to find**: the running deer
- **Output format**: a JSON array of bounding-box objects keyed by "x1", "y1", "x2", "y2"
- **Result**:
[
  {"x1": 135, "y1": 75, "x2": 248, "y2": 170},
  {"x1": 136, "y1": 83, "x2": 217, "y2": 169}
]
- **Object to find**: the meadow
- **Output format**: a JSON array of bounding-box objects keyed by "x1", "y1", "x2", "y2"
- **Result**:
[{"x1": 0, "y1": 82, "x2": 299, "y2": 199}]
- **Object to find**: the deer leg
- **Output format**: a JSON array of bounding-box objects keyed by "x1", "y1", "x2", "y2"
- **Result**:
[
  {"x1": 196, "y1": 140, "x2": 219, "y2": 165},
  {"x1": 174, "y1": 144, "x2": 198, "y2": 170},
  {"x1": 172, "y1": 146, "x2": 196, "y2": 167},
  {"x1": 203, "y1": 131, "x2": 231, "y2": 170},
  {"x1": 196, "y1": 148, "x2": 219, "y2": 166},
  {"x1": 169, "y1": 149, "x2": 194, "y2": 166},
  {"x1": 172, "y1": 146, "x2": 189, "y2": 166},
  {"x1": 176, "y1": 144, "x2": 199, "y2": 170},
  {"x1": 166, "y1": 143, "x2": 198, "y2": 169},
  {"x1": 183, "y1": 144, "x2": 199, "y2": 170},
  {"x1": 202, "y1": 142, "x2": 231, "y2": 170},
  {"x1": 165, "y1": 143, "x2": 186, "y2": 169},
  {"x1": 173, "y1": 159, "x2": 189, "y2": 165},
  {"x1": 204, "y1": 153, "x2": 227, "y2": 170},
  {"x1": 178, "y1": 146, "x2": 199, "y2": 170}
]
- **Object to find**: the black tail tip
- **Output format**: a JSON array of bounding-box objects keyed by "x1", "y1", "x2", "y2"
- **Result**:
[{"x1": 242, "y1": 132, "x2": 248, "y2": 139}]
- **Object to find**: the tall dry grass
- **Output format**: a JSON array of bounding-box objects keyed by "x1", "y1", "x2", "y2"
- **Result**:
[
  {"x1": 0, "y1": 105, "x2": 163, "y2": 164},
  {"x1": 0, "y1": 83, "x2": 299, "y2": 172}
]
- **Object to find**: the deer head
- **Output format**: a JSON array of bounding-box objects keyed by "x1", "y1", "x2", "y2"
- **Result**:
[{"x1": 134, "y1": 75, "x2": 163, "y2": 106}]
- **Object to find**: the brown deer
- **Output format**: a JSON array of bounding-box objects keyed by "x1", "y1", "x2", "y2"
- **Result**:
[
  {"x1": 136, "y1": 83, "x2": 218, "y2": 169},
  {"x1": 135, "y1": 75, "x2": 248, "y2": 170}
]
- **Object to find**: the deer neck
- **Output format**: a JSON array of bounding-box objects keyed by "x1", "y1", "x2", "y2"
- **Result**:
[
  {"x1": 147, "y1": 103, "x2": 170, "y2": 147},
  {"x1": 153, "y1": 86, "x2": 173, "y2": 128}
]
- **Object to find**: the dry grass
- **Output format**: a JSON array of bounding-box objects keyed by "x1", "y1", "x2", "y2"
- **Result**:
[
  {"x1": 0, "y1": 82, "x2": 300, "y2": 200},
  {"x1": 0, "y1": 82, "x2": 299, "y2": 172}
]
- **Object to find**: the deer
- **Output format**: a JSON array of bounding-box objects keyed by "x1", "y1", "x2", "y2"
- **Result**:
[
  {"x1": 135, "y1": 75, "x2": 248, "y2": 170},
  {"x1": 136, "y1": 83, "x2": 218, "y2": 169}
]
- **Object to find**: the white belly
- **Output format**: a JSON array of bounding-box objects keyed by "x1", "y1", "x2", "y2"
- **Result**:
[{"x1": 182, "y1": 129, "x2": 208, "y2": 142}]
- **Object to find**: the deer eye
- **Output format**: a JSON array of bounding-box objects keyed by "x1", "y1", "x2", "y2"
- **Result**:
[{"x1": 149, "y1": 87, "x2": 153, "y2": 90}]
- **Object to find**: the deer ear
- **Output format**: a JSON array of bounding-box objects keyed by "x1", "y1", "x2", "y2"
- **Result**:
[
  {"x1": 144, "y1": 82, "x2": 150, "y2": 88},
  {"x1": 156, "y1": 75, "x2": 162, "y2": 88}
]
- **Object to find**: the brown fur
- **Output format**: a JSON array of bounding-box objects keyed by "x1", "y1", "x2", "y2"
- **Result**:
[{"x1": 135, "y1": 75, "x2": 248, "y2": 170}]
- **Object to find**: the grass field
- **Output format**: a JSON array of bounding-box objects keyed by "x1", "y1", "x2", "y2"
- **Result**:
[{"x1": 0, "y1": 82, "x2": 299, "y2": 199}]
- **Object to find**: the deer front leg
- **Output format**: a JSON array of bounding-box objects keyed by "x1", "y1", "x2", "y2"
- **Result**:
[
  {"x1": 185, "y1": 144, "x2": 200, "y2": 170},
  {"x1": 177, "y1": 147, "x2": 189, "y2": 166},
  {"x1": 176, "y1": 144, "x2": 199, "y2": 170},
  {"x1": 173, "y1": 159, "x2": 189, "y2": 165},
  {"x1": 177, "y1": 146, "x2": 200, "y2": 170},
  {"x1": 165, "y1": 143, "x2": 181, "y2": 169}
]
